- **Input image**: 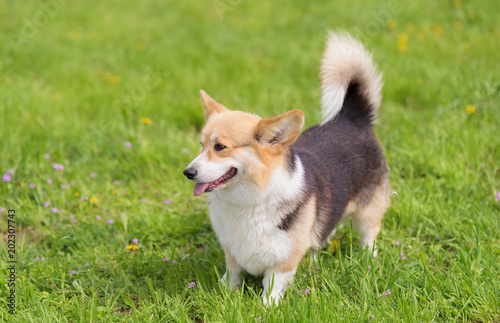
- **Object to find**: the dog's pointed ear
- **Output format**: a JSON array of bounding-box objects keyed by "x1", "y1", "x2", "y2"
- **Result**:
[
  {"x1": 254, "y1": 109, "x2": 304, "y2": 148},
  {"x1": 200, "y1": 90, "x2": 230, "y2": 120}
]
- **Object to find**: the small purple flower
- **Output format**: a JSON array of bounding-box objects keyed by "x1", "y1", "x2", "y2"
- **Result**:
[
  {"x1": 368, "y1": 265, "x2": 371, "y2": 270},
  {"x1": 132, "y1": 238, "x2": 139, "y2": 244},
  {"x1": 70, "y1": 215, "x2": 74, "y2": 219},
  {"x1": 0, "y1": 208, "x2": 4, "y2": 214},
  {"x1": 305, "y1": 288, "x2": 310, "y2": 294},
  {"x1": 61, "y1": 183, "x2": 69, "y2": 189},
  {"x1": 372, "y1": 314, "x2": 375, "y2": 319},
  {"x1": 386, "y1": 289, "x2": 391, "y2": 295},
  {"x1": 44, "y1": 153, "x2": 50, "y2": 159},
  {"x1": 108, "y1": 219, "x2": 114, "y2": 224},
  {"x1": 125, "y1": 141, "x2": 132, "y2": 148},
  {"x1": 495, "y1": 191, "x2": 500, "y2": 202},
  {"x1": 309, "y1": 264, "x2": 313, "y2": 268},
  {"x1": 436, "y1": 237, "x2": 441, "y2": 241},
  {"x1": 400, "y1": 252, "x2": 406, "y2": 260},
  {"x1": 410, "y1": 227, "x2": 413, "y2": 233},
  {"x1": 41, "y1": 257, "x2": 45, "y2": 261},
  {"x1": 141, "y1": 198, "x2": 147, "y2": 202},
  {"x1": 85, "y1": 262, "x2": 89, "y2": 266},
  {"x1": 44, "y1": 201, "x2": 51, "y2": 207},
  {"x1": 71, "y1": 270, "x2": 76, "y2": 275},
  {"x1": 316, "y1": 266, "x2": 319, "y2": 270},
  {"x1": 89, "y1": 172, "x2": 96, "y2": 178},
  {"x1": 164, "y1": 199, "x2": 171, "y2": 204},
  {"x1": 47, "y1": 178, "x2": 52, "y2": 184},
  {"x1": 53, "y1": 163, "x2": 64, "y2": 171},
  {"x1": 6, "y1": 169, "x2": 14, "y2": 175},
  {"x1": 187, "y1": 282, "x2": 196, "y2": 289},
  {"x1": 30, "y1": 183, "x2": 35, "y2": 189},
  {"x1": 35, "y1": 256, "x2": 39, "y2": 261},
  {"x1": 481, "y1": 163, "x2": 485, "y2": 168},
  {"x1": 96, "y1": 216, "x2": 100, "y2": 220},
  {"x1": 113, "y1": 180, "x2": 120, "y2": 184},
  {"x1": 172, "y1": 260, "x2": 177, "y2": 264},
  {"x1": 52, "y1": 207, "x2": 58, "y2": 213},
  {"x1": 2, "y1": 174, "x2": 11, "y2": 182},
  {"x1": 163, "y1": 258, "x2": 170, "y2": 262},
  {"x1": 396, "y1": 239, "x2": 400, "y2": 246},
  {"x1": 377, "y1": 294, "x2": 382, "y2": 297}
]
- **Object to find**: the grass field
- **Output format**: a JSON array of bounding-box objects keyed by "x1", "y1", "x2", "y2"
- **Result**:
[{"x1": 1, "y1": 0, "x2": 500, "y2": 321}]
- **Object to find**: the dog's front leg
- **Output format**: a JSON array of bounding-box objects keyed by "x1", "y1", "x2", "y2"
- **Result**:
[
  {"x1": 261, "y1": 269, "x2": 296, "y2": 306},
  {"x1": 221, "y1": 247, "x2": 243, "y2": 290}
]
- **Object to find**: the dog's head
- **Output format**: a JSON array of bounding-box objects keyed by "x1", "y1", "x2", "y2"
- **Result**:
[{"x1": 183, "y1": 90, "x2": 304, "y2": 196}]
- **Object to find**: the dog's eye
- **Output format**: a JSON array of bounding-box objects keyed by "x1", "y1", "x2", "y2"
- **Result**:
[{"x1": 214, "y1": 143, "x2": 226, "y2": 151}]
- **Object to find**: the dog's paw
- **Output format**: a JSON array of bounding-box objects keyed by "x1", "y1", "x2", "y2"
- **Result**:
[
  {"x1": 221, "y1": 271, "x2": 242, "y2": 290},
  {"x1": 261, "y1": 292, "x2": 283, "y2": 307}
]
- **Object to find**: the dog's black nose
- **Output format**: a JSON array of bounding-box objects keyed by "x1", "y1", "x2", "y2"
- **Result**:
[{"x1": 183, "y1": 167, "x2": 197, "y2": 180}]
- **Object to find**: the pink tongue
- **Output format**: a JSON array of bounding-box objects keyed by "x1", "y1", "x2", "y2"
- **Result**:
[{"x1": 193, "y1": 183, "x2": 210, "y2": 196}]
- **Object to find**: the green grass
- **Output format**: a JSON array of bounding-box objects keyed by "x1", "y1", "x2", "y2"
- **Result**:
[{"x1": 1, "y1": 0, "x2": 500, "y2": 321}]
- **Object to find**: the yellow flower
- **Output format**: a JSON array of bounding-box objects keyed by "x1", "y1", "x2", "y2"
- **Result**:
[
  {"x1": 432, "y1": 25, "x2": 444, "y2": 36},
  {"x1": 126, "y1": 245, "x2": 139, "y2": 250},
  {"x1": 397, "y1": 33, "x2": 409, "y2": 43},
  {"x1": 493, "y1": 29, "x2": 499, "y2": 38},
  {"x1": 141, "y1": 117, "x2": 152, "y2": 125},
  {"x1": 103, "y1": 72, "x2": 120, "y2": 84},
  {"x1": 330, "y1": 240, "x2": 340, "y2": 253},
  {"x1": 397, "y1": 42, "x2": 407, "y2": 52},
  {"x1": 75, "y1": 192, "x2": 80, "y2": 197},
  {"x1": 453, "y1": 0, "x2": 462, "y2": 9},
  {"x1": 70, "y1": 31, "x2": 80, "y2": 40},
  {"x1": 90, "y1": 196, "x2": 99, "y2": 204},
  {"x1": 465, "y1": 104, "x2": 475, "y2": 114},
  {"x1": 416, "y1": 77, "x2": 423, "y2": 84},
  {"x1": 454, "y1": 21, "x2": 463, "y2": 30},
  {"x1": 53, "y1": 93, "x2": 60, "y2": 100},
  {"x1": 418, "y1": 32, "x2": 426, "y2": 41},
  {"x1": 388, "y1": 20, "x2": 397, "y2": 29},
  {"x1": 397, "y1": 33, "x2": 409, "y2": 52},
  {"x1": 111, "y1": 190, "x2": 117, "y2": 195},
  {"x1": 406, "y1": 22, "x2": 415, "y2": 32},
  {"x1": 135, "y1": 42, "x2": 145, "y2": 50},
  {"x1": 42, "y1": 291, "x2": 49, "y2": 294},
  {"x1": 26, "y1": 113, "x2": 32, "y2": 121}
]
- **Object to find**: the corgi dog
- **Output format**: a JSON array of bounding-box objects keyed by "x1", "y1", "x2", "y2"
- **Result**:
[{"x1": 183, "y1": 32, "x2": 389, "y2": 306}]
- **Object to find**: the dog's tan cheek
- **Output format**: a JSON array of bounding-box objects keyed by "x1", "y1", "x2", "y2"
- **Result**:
[{"x1": 235, "y1": 147, "x2": 274, "y2": 190}]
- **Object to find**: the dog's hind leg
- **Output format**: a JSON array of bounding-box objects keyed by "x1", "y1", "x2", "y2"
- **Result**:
[{"x1": 350, "y1": 176, "x2": 390, "y2": 257}]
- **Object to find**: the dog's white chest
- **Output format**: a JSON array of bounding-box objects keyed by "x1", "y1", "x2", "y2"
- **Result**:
[{"x1": 208, "y1": 198, "x2": 292, "y2": 276}]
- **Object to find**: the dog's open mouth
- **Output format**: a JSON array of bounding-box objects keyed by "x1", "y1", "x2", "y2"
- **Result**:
[{"x1": 193, "y1": 168, "x2": 237, "y2": 196}]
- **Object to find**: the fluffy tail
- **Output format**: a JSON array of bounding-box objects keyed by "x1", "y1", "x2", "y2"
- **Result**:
[{"x1": 320, "y1": 32, "x2": 383, "y2": 125}]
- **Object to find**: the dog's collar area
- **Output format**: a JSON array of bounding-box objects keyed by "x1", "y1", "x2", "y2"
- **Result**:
[{"x1": 193, "y1": 167, "x2": 237, "y2": 196}]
